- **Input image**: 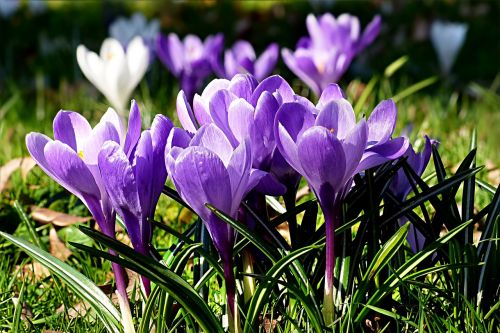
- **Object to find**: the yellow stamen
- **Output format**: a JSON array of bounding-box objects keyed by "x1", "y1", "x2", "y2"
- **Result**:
[
  {"x1": 78, "y1": 150, "x2": 84, "y2": 159},
  {"x1": 330, "y1": 128, "x2": 335, "y2": 134}
]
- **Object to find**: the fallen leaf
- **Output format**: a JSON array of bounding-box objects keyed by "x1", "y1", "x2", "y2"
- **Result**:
[
  {"x1": 49, "y1": 228, "x2": 72, "y2": 261},
  {"x1": 0, "y1": 157, "x2": 36, "y2": 192},
  {"x1": 30, "y1": 206, "x2": 91, "y2": 227},
  {"x1": 17, "y1": 261, "x2": 50, "y2": 279},
  {"x1": 11, "y1": 297, "x2": 33, "y2": 321}
]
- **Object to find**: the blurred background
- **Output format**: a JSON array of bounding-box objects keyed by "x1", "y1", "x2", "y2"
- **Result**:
[{"x1": 0, "y1": 0, "x2": 499, "y2": 179}]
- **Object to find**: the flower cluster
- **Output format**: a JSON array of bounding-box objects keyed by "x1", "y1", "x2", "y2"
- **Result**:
[{"x1": 76, "y1": 12, "x2": 381, "y2": 116}]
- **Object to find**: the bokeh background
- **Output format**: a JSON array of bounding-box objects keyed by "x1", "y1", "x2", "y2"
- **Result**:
[{"x1": 0, "y1": 0, "x2": 499, "y2": 177}]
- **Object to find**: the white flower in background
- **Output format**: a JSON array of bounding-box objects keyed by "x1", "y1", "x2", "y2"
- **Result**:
[
  {"x1": 76, "y1": 36, "x2": 149, "y2": 114},
  {"x1": 109, "y1": 12, "x2": 160, "y2": 49},
  {"x1": 430, "y1": 20, "x2": 468, "y2": 75},
  {"x1": 0, "y1": 0, "x2": 20, "y2": 18}
]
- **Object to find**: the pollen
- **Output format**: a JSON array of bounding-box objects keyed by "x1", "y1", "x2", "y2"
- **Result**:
[
  {"x1": 78, "y1": 150, "x2": 84, "y2": 159},
  {"x1": 105, "y1": 52, "x2": 114, "y2": 60},
  {"x1": 330, "y1": 128, "x2": 335, "y2": 134}
]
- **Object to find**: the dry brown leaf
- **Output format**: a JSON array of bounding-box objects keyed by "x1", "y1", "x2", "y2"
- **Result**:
[
  {"x1": 296, "y1": 185, "x2": 310, "y2": 201},
  {"x1": 0, "y1": 157, "x2": 36, "y2": 192},
  {"x1": 49, "y1": 228, "x2": 72, "y2": 261},
  {"x1": 179, "y1": 207, "x2": 194, "y2": 224},
  {"x1": 30, "y1": 206, "x2": 91, "y2": 227},
  {"x1": 11, "y1": 297, "x2": 33, "y2": 320},
  {"x1": 17, "y1": 261, "x2": 50, "y2": 279}
]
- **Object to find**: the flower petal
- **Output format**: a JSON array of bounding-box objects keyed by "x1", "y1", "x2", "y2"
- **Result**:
[
  {"x1": 367, "y1": 99, "x2": 397, "y2": 145},
  {"x1": 315, "y1": 99, "x2": 356, "y2": 140},
  {"x1": 176, "y1": 90, "x2": 198, "y2": 133},
  {"x1": 53, "y1": 110, "x2": 92, "y2": 151},
  {"x1": 124, "y1": 100, "x2": 142, "y2": 157},
  {"x1": 274, "y1": 102, "x2": 315, "y2": 175},
  {"x1": 208, "y1": 89, "x2": 238, "y2": 145},
  {"x1": 281, "y1": 49, "x2": 321, "y2": 97},
  {"x1": 190, "y1": 124, "x2": 234, "y2": 166},
  {"x1": 316, "y1": 84, "x2": 345, "y2": 110},
  {"x1": 44, "y1": 140, "x2": 101, "y2": 199},
  {"x1": 98, "y1": 141, "x2": 144, "y2": 253},
  {"x1": 297, "y1": 126, "x2": 346, "y2": 193},
  {"x1": 254, "y1": 43, "x2": 279, "y2": 81},
  {"x1": 251, "y1": 74, "x2": 295, "y2": 105},
  {"x1": 228, "y1": 98, "x2": 255, "y2": 143},
  {"x1": 341, "y1": 119, "x2": 368, "y2": 183},
  {"x1": 228, "y1": 74, "x2": 258, "y2": 100},
  {"x1": 357, "y1": 137, "x2": 409, "y2": 173},
  {"x1": 82, "y1": 121, "x2": 121, "y2": 165},
  {"x1": 156, "y1": 33, "x2": 183, "y2": 76},
  {"x1": 173, "y1": 146, "x2": 232, "y2": 225}
]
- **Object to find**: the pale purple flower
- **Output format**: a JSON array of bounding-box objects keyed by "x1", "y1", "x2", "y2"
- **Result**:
[
  {"x1": 274, "y1": 83, "x2": 407, "y2": 323},
  {"x1": 156, "y1": 33, "x2": 224, "y2": 101},
  {"x1": 109, "y1": 12, "x2": 160, "y2": 50},
  {"x1": 26, "y1": 101, "x2": 143, "y2": 325},
  {"x1": 166, "y1": 123, "x2": 264, "y2": 320},
  {"x1": 389, "y1": 136, "x2": 437, "y2": 252},
  {"x1": 430, "y1": 21, "x2": 468, "y2": 75},
  {"x1": 176, "y1": 74, "x2": 311, "y2": 195},
  {"x1": 213, "y1": 40, "x2": 279, "y2": 81},
  {"x1": 282, "y1": 13, "x2": 381, "y2": 95}
]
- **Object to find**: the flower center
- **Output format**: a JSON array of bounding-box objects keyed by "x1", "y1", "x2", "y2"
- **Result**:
[{"x1": 105, "y1": 52, "x2": 114, "y2": 60}]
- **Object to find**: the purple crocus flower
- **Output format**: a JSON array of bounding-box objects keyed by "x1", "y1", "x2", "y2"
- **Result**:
[
  {"x1": 282, "y1": 13, "x2": 381, "y2": 96},
  {"x1": 213, "y1": 40, "x2": 279, "y2": 81},
  {"x1": 26, "y1": 101, "x2": 142, "y2": 327},
  {"x1": 176, "y1": 74, "x2": 310, "y2": 195},
  {"x1": 166, "y1": 123, "x2": 264, "y2": 325},
  {"x1": 98, "y1": 114, "x2": 173, "y2": 295},
  {"x1": 156, "y1": 33, "x2": 224, "y2": 101},
  {"x1": 389, "y1": 136, "x2": 436, "y2": 253},
  {"x1": 274, "y1": 84, "x2": 407, "y2": 323}
]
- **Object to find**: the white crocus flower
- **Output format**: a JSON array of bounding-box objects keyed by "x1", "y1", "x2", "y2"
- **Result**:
[
  {"x1": 76, "y1": 36, "x2": 149, "y2": 114},
  {"x1": 430, "y1": 21, "x2": 468, "y2": 75}
]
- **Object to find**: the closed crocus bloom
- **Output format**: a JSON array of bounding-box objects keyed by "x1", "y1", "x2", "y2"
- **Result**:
[
  {"x1": 219, "y1": 40, "x2": 279, "y2": 81},
  {"x1": 176, "y1": 74, "x2": 307, "y2": 195},
  {"x1": 77, "y1": 37, "x2": 149, "y2": 114},
  {"x1": 282, "y1": 13, "x2": 381, "y2": 96},
  {"x1": 98, "y1": 114, "x2": 173, "y2": 295},
  {"x1": 389, "y1": 136, "x2": 437, "y2": 253},
  {"x1": 156, "y1": 33, "x2": 224, "y2": 101},
  {"x1": 166, "y1": 124, "x2": 264, "y2": 329},
  {"x1": 26, "y1": 101, "x2": 142, "y2": 333},
  {"x1": 430, "y1": 21, "x2": 468, "y2": 75},
  {"x1": 275, "y1": 84, "x2": 407, "y2": 324}
]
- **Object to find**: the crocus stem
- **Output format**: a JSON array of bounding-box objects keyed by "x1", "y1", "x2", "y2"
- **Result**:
[
  {"x1": 223, "y1": 260, "x2": 241, "y2": 333},
  {"x1": 111, "y1": 260, "x2": 136, "y2": 333},
  {"x1": 322, "y1": 200, "x2": 342, "y2": 327}
]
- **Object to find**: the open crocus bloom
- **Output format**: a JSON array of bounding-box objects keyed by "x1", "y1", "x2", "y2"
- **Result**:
[
  {"x1": 274, "y1": 83, "x2": 407, "y2": 323},
  {"x1": 430, "y1": 21, "x2": 468, "y2": 75},
  {"x1": 77, "y1": 37, "x2": 149, "y2": 114},
  {"x1": 166, "y1": 123, "x2": 264, "y2": 323},
  {"x1": 156, "y1": 33, "x2": 224, "y2": 101},
  {"x1": 282, "y1": 13, "x2": 381, "y2": 96},
  {"x1": 26, "y1": 101, "x2": 142, "y2": 330},
  {"x1": 389, "y1": 136, "x2": 437, "y2": 252},
  {"x1": 176, "y1": 74, "x2": 311, "y2": 195},
  {"x1": 216, "y1": 40, "x2": 279, "y2": 81}
]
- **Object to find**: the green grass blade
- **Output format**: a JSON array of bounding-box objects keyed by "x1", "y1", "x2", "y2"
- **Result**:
[
  {"x1": 0, "y1": 231, "x2": 122, "y2": 333},
  {"x1": 13, "y1": 201, "x2": 45, "y2": 250},
  {"x1": 384, "y1": 56, "x2": 409, "y2": 78},
  {"x1": 392, "y1": 76, "x2": 438, "y2": 103}
]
